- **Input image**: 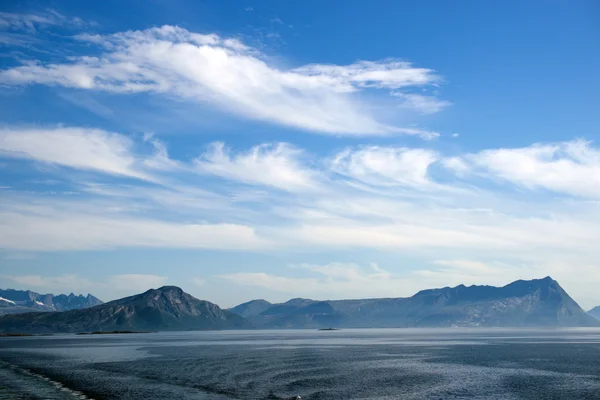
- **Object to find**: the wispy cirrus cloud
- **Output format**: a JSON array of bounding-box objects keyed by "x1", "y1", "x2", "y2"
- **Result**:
[
  {"x1": 0, "y1": 126, "x2": 156, "y2": 181},
  {"x1": 393, "y1": 92, "x2": 452, "y2": 114},
  {"x1": 2, "y1": 124, "x2": 600, "y2": 308},
  {"x1": 194, "y1": 142, "x2": 319, "y2": 192},
  {"x1": 2, "y1": 127, "x2": 600, "y2": 305},
  {"x1": 450, "y1": 140, "x2": 600, "y2": 198},
  {"x1": 220, "y1": 262, "x2": 400, "y2": 299},
  {"x1": 0, "y1": 196, "x2": 267, "y2": 251},
  {"x1": 331, "y1": 145, "x2": 440, "y2": 188},
  {"x1": 1, "y1": 127, "x2": 600, "y2": 256},
  {"x1": 0, "y1": 25, "x2": 445, "y2": 137},
  {"x1": 0, "y1": 10, "x2": 85, "y2": 33}
]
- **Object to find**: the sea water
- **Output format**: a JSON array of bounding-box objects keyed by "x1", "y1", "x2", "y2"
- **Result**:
[{"x1": 1, "y1": 328, "x2": 600, "y2": 399}]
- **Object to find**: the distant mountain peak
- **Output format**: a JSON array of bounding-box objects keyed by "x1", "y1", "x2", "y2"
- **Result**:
[
  {"x1": 524, "y1": 276, "x2": 555, "y2": 283},
  {"x1": 0, "y1": 289, "x2": 103, "y2": 315},
  {"x1": 229, "y1": 299, "x2": 273, "y2": 319},
  {"x1": 151, "y1": 286, "x2": 186, "y2": 295},
  {"x1": 588, "y1": 306, "x2": 600, "y2": 321},
  {"x1": 0, "y1": 286, "x2": 249, "y2": 333},
  {"x1": 157, "y1": 285, "x2": 183, "y2": 291}
]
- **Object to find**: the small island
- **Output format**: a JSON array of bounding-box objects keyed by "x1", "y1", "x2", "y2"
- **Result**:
[
  {"x1": 76, "y1": 330, "x2": 152, "y2": 335},
  {"x1": 318, "y1": 328, "x2": 340, "y2": 331},
  {"x1": 0, "y1": 333, "x2": 35, "y2": 337}
]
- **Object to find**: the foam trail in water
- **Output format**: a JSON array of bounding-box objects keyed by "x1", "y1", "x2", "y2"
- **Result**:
[{"x1": 0, "y1": 360, "x2": 94, "y2": 400}]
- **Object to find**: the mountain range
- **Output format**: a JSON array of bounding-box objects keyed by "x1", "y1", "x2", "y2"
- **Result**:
[
  {"x1": 0, "y1": 286, "x2": 248, "y2": 333},
  {"x1": 230, "y1": 277, "x2": 599, "y2": 328},
  {"x1": 0, "y1": 289, "x2": 103, "y2": 315},
  {"x1": 0, "y1": 277, "x2": 598, "y2": 333}
]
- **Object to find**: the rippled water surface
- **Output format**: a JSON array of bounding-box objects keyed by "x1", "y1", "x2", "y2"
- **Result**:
[{"x1": 2, "y1": 328, "x2": 600, "y2": 399}]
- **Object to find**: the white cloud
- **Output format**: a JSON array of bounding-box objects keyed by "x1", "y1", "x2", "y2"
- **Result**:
[
  {"x1": 220, "y1": 262, "x2": 409, "y2": 299},
  {"x1": 194, "y1": 142, "x2": 318, "y2": 192},
  {"x1": 294, "y1": 61, "x2": 439, "y2": 90},
  {"x1": 0, "y1": 10, "x2": 84, "y2": 33},
  {"x1": 451, "y1": 140, "x2": 600, "y2": 198},
  {"x1": 0, "y1": 207, "x2": 267, "y2": 251},
  {"x1": 0, "y1": 127, "x2": 154, "y2": 181},
  {"x1": 1, "y1": 129, "x2": 600, "y2": 306},
  {"x1": 2, "y1": 130, "x2": 600, "y2": 307},
  {"x1": 278, "y1": 198, "x2": 600, "y2": 257},
  {"x1": 142, "y1": 133, "x2": 182, "y2": 171},
  {"x1": 0, "y1": 188, "x2": 269, "y2": 251},
  {"x1": 191, "y1": 277, "x2": 206, "y2": 287},
  {"x1": 442, "y1": 156, "x2": 469, "y2": 174},
  {"x1": 331, "y1": 146, "x2": 439, "y2": 188},
  {"x1": 2, "y1": 132, "x2": 600, "y2": 258},
  {"x1": 57, "y1": 92, "x2": 115, "y2": 119},
  {"x1": 393, "y1": 92, "x2": 452, "y2": 114},
  {"x1": 0, "y1": 25, "x2": 445, "y2": 137}
]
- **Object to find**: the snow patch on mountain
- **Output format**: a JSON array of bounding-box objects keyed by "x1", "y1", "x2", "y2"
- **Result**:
[{"x1": 0, "y1": 297, "x2": 16, "y2": 305}]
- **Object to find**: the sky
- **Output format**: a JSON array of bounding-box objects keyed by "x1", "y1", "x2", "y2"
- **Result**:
[{"x1": 1, "y1": 1, "x2": 600, "y2": 309}]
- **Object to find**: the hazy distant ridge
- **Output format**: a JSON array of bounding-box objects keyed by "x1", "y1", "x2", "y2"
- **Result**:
[
  {"x1": 1, "y1": 277, "x2": 597, "y2": 333},
  {"x1": 0, "y1": 289, "x2": 102, "y2": 315},
  {"x1": 231, "y1": 277, "x2": 599, "y2": 328},
  {"x1": 588, "y1": 306, "x2": 600, "y2": 321}
]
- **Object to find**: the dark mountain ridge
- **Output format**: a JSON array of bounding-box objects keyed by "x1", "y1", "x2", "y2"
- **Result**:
[
  {"x1": 0, "y1": 286, "x2": 249, "y2": 334},
  {"x1": 0, "y1": 288, "x2": 102, "y2": 315},
  {"x1": 232, "y1": 277, "x2": 599, "y2": 328},
  {"x1": 1, "y1": 278, "x2": 596, "y2": 333}
]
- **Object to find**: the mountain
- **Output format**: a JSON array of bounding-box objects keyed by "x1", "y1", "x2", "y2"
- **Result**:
[
  {"x1": 0, "y1": 286, "x2": 250, "y2": 334},
  {"x1": 229, "y1": 299, "x2": 272, "y2": 318},
  {"x1": 231, "y1": 277, "x2": 599, "y2": 328},
  {"x1": 0, "y1": 289, "x2": 103, "y2": 315},
  {"x1": 588, "y1": 306, "x2": 600, "y2": 321}
]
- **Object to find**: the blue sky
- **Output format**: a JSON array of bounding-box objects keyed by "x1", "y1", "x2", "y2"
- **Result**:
[{"x1": 1, "y1": 1, "x2": 600, "y2": 308}]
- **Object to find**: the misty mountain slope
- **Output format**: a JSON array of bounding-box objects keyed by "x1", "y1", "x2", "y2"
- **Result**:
[
  {"x1": 254, "y1": 300, "x2": 346, "y2": 329},
  {"x1": 228, "y1": 299, "x2": 272, "y2": 318},
  {"x1": 589, "y1": 306, "x2": 600, "y2": 321},
  {"x1": 0, "y1": 289, "x2": 103, "y2": 315},
  {"x1": 0, "y1": 286, "x2": 249, "y2": 333},
  {"x1": 232, "y1": 277, "x2": 599, "y2": 328}
]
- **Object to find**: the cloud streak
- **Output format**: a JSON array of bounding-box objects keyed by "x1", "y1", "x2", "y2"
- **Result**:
[
  {"x1": 1, "y1": 128, "x2": 600, "y2": 257},
  {"x1": 453, "y1": 140, "x2": 600, "y2": 198},
  {"x1": 0, "y1": 127, "x2": 154, "y2": 181},
  {"x1": 194, "y1": 142, "x2": 318, "y2": 192},
  {"x1": 2, "y1": 126, "x2": 600, "y2": 310},
  {"x1": 0, "y1": 25, "x2": 445, "y2": 137},
  {"x1": 0, "y1": 10, "x2": 85, "y2": 33}
]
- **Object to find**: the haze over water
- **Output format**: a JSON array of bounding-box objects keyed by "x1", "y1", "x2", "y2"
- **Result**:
[{"x1": 2, "y1": 328, "x2": 600, "y2": 399}]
